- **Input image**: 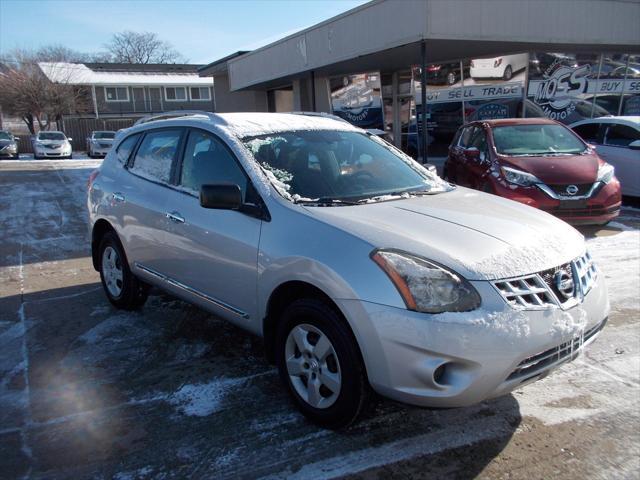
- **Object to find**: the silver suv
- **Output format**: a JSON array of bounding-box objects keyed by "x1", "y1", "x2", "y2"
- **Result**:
[{"x1": 88, "y1": 111, "x2": 609, "y2": 428}]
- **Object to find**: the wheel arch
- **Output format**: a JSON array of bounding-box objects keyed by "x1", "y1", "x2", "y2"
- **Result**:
[
  {"x1": 262, "y1": 280, "x2": 365, "y2": 372},
  {"x1": 91, "y1": 218, "x2": 116, "y2": 271}
]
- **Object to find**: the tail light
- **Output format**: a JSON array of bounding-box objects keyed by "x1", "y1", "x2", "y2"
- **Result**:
[
  {"x1": 494, "y1": 58, "x2": 503, "y2": 68},
  {"x1": 427, "y1": 64, "x2": 441, "y2": 71},
  {"x1": 470, "y1": 60, "x2": 475, "y2": 68},
  {"x1": 87, "y1": 169, "x2": 99, "y2": 190}
]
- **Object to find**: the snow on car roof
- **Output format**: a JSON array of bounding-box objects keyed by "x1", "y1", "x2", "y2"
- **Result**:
[{"x1": 212, "y1": 112, "x2": 360, "y2": 138}]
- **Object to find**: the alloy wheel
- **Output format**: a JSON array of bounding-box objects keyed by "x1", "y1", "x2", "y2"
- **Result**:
[
  {"x1": 102, "y1": 246, "x2": 124, "y2": 297},
  {"x1": 285, "y1": 323, "x2": 342, "y2": 409}
]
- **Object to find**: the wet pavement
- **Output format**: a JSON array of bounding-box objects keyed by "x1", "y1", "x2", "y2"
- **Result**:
[{"x1": 1, "y1": 159, "x2": 638, "y2": 479}]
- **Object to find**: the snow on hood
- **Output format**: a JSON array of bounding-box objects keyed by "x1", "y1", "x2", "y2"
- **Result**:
[{"x1": 307, "y1": 187, "x2": 585, "y2": 281}]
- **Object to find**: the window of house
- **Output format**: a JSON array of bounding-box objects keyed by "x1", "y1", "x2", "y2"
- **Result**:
[
  {"x1": 105, "y1": 87, "x2": 129, "y2": 102},
  {"x1": 180, "y1": 130, "x2": 247, "y2": 198},
  {"x1": 165, "y1": 87, "x2": 187, "y2": 101},
  {"x1": 129, "y1": 129, "x2": 182, "y2": 183},
  {"x1": 190, "y1": 87, "x2": 211, "y2": 101},
  {"x1": 603, "y1": 124, "x2": 640, "y2": 147}
]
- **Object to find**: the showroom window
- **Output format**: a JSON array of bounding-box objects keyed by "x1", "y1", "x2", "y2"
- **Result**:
[
  {"x1": 190, "y1": 87, "x2": 211, "y2": 101},
  {"x1": 165, "y1": 87, "x2": 187, "y2": 102},
  {"x1": 104, "y1": 87, "x2": 129, "y2": 102}
]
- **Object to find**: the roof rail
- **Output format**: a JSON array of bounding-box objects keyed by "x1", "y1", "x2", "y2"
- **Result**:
[
  {"x1": 289, "y1": 111, "x2": 350, "y2": 124},
  {"x1": 134, "y1": 110, "x2": 218, "y2": 126}
]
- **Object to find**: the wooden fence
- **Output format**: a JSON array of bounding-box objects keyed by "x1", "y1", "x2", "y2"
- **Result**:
[{"x1": 11, "y1": 117, "x2": 136, "y2": 154}]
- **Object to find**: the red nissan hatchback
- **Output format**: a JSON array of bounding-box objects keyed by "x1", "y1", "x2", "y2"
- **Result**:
[{"x1": 443, "y1": 118, "x2": 621, "y2": 225}]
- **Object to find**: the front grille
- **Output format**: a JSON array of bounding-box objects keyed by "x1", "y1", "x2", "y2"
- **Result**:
[
  {"x1": 547, "y1": 205, "x2": 618, "y2": 217},
  {"x1": 574, "y1": 251, "x2": 597, "y2": 296},
  {"x1": 507, "y1": 318, "x2": 607, "y2": 381},
  {"x1": 539, "y1": 263, "x2": 574, "y2": 306},
  {"x1": 493, "y1": 252, "x2": 597, "y2": 310},
  {"x1": 547, "y1": 184, "x2": 593, "y2": 197},
  {"x1": 494, "y1": 275, "x2": 556, "y2": 309},
  {"x1": 44, "y1": 144, "x2": 61, "y2": 149},
  {"x1": 99, "y1": 143, "x2": 111, "y2": 148}
]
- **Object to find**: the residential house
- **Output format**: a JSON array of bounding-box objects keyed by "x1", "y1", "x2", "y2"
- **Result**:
[{"x1": 39, "y1": 62, "x2": 215, "y2": 119}]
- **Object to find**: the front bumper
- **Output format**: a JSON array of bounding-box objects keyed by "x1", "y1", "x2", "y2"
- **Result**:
[
  {"x1": 35, "y1": 147, "x2": 71, "y2": 158},
  {"x1": 338, "y1": 275, "x2": 609, "y2": 408},
  {"x1": 489, "y1": 178, "x2": 621, "y2": 225}
]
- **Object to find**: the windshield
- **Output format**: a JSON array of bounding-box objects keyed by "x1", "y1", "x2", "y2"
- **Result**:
[
  {"x1": 94, "y1": 131, "x2": 116, "y2": 139},
  {"x1": 492, "y1": 124, "x2": 587, "y2": 156},
  {"x1": 38, "y1": 132, "x2": 66, "y2": 141},
  {"x1": 0, "y1": 132, "x2": 11, "y2": 141},
  {"x1": 243, "y1": 130, "x2": 450, "y2": 203}
]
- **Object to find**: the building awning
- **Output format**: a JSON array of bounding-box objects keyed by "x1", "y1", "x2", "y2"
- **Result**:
[{"x1": 220, "y1": 0, "x2": 640, "y2": 91}]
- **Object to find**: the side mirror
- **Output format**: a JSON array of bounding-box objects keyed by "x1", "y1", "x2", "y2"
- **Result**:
[
  {"x1": 629, "y1": 140, "x2": 640, "y2": 151},
  {"x1": 13, "y1": 137, "x2": 19, "y2": 141},
  {"x1": 464, "y1": 147, "x2": 480, "y2": 160},
  {"x1": 200, "y1": 184, "x2": 242, "y2": 210},
  {"x1": 67, "y1": 137, "x2": 73, "y2": 142}
]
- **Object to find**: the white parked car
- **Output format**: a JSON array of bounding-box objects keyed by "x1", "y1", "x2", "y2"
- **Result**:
[
  {"x1": 88, "y1": 111, "x2": 609, "y2": 428},
  {"x1": 86, "y1": 130, "x2": 116, "y2": 158},
  {"x1": 32, "y1": 131, "x2": 73, "y2": 159},
  {"x1": 470, "y1": 54, "x2": 529, "y2": 80},
  {"x1": 571, "y1": 116, "x2": 640, "y2": 197}
]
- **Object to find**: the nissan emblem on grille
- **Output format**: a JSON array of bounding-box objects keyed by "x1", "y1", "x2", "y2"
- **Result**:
[
  {"x1": 554, "y1": 270, "x2": 575, "y2": 299},
  {"x1": 566, "y1": 184, "x2": 579, "y2": 195}
]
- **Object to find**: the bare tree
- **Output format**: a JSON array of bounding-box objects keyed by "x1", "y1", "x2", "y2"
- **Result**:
[
  {"x1": 105, "y1": 31, "x2": 185, "y2": 64},
  {"x1": 0, "y1": 50, "x2": 90, "y2": 133}
]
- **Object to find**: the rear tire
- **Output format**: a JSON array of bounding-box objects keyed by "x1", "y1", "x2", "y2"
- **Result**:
[
  {"x1": 275, "y1": 299, "x2": 369, "y2": 429},
  {"x1": 98, "y1": 231, "x2": 148, "y2": 310}
]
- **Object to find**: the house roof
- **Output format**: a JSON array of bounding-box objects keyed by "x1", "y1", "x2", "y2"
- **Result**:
[{"x1": 38, "y1": 62, "x2": 213, "y2": 86}]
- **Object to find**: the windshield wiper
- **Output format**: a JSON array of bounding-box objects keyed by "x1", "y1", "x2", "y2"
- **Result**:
[{"x1": 294, "y1": 197, "x2": 359, "y2": 206}]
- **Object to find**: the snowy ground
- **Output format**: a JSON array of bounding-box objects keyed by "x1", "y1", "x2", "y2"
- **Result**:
[{"x1": 0, "y1": 159, "x2": 638, "y2": 479}]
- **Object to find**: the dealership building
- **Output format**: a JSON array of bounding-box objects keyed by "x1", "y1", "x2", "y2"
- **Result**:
[{"x1": 199, "y1": 0, "x2": 640, "y2": 159}]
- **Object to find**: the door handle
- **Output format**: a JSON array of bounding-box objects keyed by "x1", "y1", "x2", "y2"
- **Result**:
[
  {"x1": 112, "y1": 192, "x2": 125, "y2": 202},
  {"x1": 165, "y1": 211, "x2": 185, "y2": 224}
]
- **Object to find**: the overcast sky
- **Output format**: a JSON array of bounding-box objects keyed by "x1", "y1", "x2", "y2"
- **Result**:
[{"x1": 0, "y1": 0, "x2": 368, "y2": 64}]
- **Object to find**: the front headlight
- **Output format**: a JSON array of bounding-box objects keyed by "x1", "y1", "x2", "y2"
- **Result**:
[
  {"x1": 501, "y1": 166, "x2": 542, "y2": 187},
  {"x1": 597, "y1": 163, "x2": 614, "y2": 184},
  {"x1": 35, "y1": 141, "x2": 45, "y2": 147},
  {"x1": 371, "y1": 249, "x2": 481, "y2": 313}
]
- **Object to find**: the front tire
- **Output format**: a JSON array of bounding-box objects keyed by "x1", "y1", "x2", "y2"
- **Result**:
[
  {"x1": 503, "y1": 65, "x2": 513, "y2": 81},
  {"x1": 98, "y1": 231, "x2": 148, "y2": 310},
  {"x1": 276, "y1": 299, "x2": 369, "y2": 429}
]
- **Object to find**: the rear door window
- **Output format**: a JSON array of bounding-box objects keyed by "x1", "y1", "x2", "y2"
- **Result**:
[
  {"x1": 115, "y1": 133, "x2": 141, "y2": 164},
  {"x1": 603, "y1": 124, "x2": 640, "y2": 147},
  {"x1": 130, "y1": 129, "x2": 183, "y2": 183}
]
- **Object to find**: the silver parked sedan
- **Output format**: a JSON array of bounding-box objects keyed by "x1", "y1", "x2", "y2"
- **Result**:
[{"x1": 87, "y1": 111, "x2": 609, "y2": 428}]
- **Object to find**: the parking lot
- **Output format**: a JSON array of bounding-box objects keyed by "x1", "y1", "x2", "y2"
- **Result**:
[{"x1": 0, "y1": 158, "x2": 638, "y2": 479}]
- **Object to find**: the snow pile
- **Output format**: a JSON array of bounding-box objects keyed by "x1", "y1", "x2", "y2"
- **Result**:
[
  {"x1": 169, "y1": 376, "x2": 246, "y2": 417},
  {"x1": 551, "y1": 307, "x2": 588, "y2": 338},
  {"x1": 586, "y1": 226, "x2": 640, "y2": 310}
]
